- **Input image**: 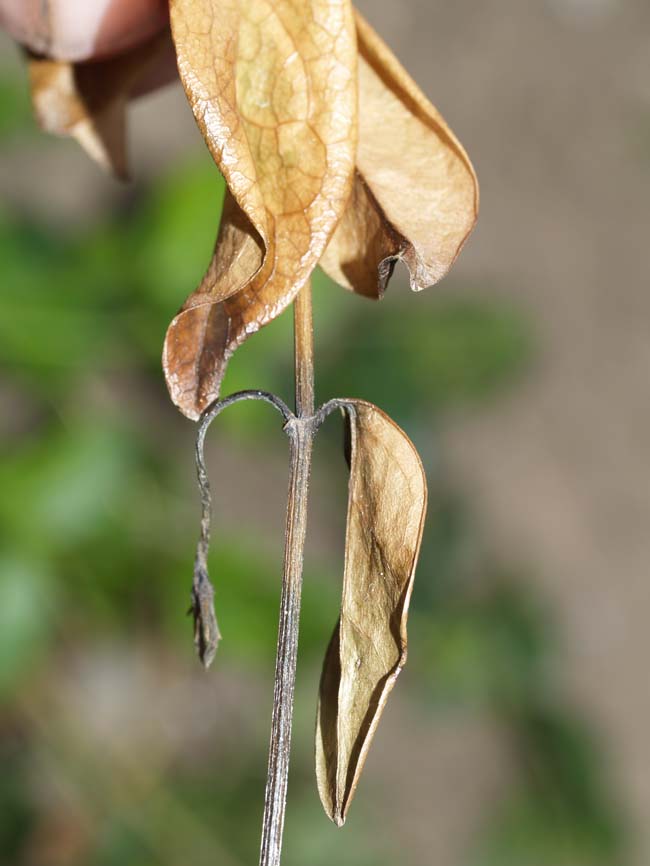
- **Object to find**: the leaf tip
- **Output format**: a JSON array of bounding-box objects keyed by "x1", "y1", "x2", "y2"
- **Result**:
[
  {"x1": 163, "y1": 304, "x2": 229, "y2": 421},
  {"x1": 200, "y1": 638, "x2": 219, "y2": 670}
]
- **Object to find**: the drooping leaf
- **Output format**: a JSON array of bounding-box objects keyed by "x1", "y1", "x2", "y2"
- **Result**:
[
  {"x1": 316, "y1": 400, "x2": 427, "y2": 825},
  {"x1": 163, "y1": 0, "x2": 358, "y2": 420},
  {"x1": 27, "y1": 29, "x2": 173, "y2": 178},
  {"x1": 320, "y1": 11, "x2": 478, "y2": 297}
]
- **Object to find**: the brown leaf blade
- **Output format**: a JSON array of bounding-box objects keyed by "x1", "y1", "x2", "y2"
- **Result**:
[
  {"x1": 316, "y1": 400, "x2": 428, "y2": 825},
  {"x1": 27, "y1": 30, "x2": 172, "y2": 178},
  {"x1": 320, "y1": 11, "x2": 479, "y2": 297},
  {"x1": 163, "y1": 0, "x2": 358, "y2": 420}
]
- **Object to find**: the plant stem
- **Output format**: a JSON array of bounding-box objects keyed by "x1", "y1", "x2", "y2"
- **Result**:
[
  {"x1": 259, "y1": 281, "x2": 315, "y2": 866},
  {"x1": 293, "y1": 278, "x2": 315, "y2": 418}
]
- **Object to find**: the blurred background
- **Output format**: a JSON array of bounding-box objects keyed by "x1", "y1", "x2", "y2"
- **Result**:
[{"x1": 1, "y1": 1, "x2": 649, "y2": 864}]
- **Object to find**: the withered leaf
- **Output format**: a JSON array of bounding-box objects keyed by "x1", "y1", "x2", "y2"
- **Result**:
[
  {"x1": 320, "y1": 11, "x2": 479, "y2": 297},
  {"x1": 163, "y1": 0, "x2": 358, "y2": 420},
  {"x1": 316, "y1": 400, "x2": 427, "y2": 825},
  {"x1": 27, "y1": 29, "x2": 173, "y2": 179}
]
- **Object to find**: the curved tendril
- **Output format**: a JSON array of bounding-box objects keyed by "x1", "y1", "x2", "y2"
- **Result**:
[
  {"x1": 191, "y1": 390, "x2": 294, "y2": 668},
  {"x1": 312, "y1": 397, "x2": 352, "y2": 429},
  {"x1": 190, "y1": 390, "x2": 354, "y2": 668}
]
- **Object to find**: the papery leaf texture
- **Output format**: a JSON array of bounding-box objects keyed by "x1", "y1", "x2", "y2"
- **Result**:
[
  {"x1": 163, "y1": 0, "x2": 358, "y2": 420},
  {"x1": 320, "y1": 10, "x2": 478, "y2": 297},
  {"x1": 28, "y1": 30, "x2": 173, "y2": 178},
  {"x1": 316, "y1": 400, "x2": 427, "y2": 825}
]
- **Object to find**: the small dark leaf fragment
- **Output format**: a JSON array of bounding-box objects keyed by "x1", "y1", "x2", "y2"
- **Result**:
[{"x1": 190, "y1": 563, "x2": 220, "y2": 669}]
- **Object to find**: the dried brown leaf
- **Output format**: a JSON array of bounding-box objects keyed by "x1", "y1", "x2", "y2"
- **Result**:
[
  {"x1": 27, "y1": 30, "x2": 173, "y2": 178},
  {"x1": 163, "y1": 0, "x2": 358, "y2": 420},
  {"x1": 320, "y1": 11, "x2": 479, "y2": 297},
  {"x1": 316, "y1": 400, "x2": 427, "y2": 825}
]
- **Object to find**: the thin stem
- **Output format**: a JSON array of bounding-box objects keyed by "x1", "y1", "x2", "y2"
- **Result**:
[
  {"x1": 259, "y1": 280, "x2": 315, "y2": 866},
  {"x1": 293, "y1": 278, "x2": 315, "y2": 418}
]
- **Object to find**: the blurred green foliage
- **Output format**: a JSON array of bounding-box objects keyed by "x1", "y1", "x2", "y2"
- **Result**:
[
  {"x1": 0, "y1": 77, "x2": 627, "y2": 866},
  {"x1": 0, "y1": 73, "x2": 33, "y2": 138}
]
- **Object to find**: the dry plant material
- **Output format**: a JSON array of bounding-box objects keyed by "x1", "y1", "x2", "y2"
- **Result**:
[
  {"x1": 316, "y1": 401, "x2": 427, "y2": 825},
  {"x1": 11, "y1": 4, "x2": 479, "y2": 864},
  {"x1": 162, "y1": 0, "x2": 358, "y2": 420},
  {"x1": 319, "y1": 11, "x2": 478, "y2": 296},
  {"x1": 27, "y1": 30, "x2": 173, "y2": 178}
]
